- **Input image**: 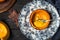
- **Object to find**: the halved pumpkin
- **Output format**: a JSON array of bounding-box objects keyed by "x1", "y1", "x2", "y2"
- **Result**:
[{"x1": 30, "y1": 9, "x2": 50, "y2": 30}]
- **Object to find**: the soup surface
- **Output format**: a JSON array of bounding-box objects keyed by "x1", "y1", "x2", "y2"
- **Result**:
[
  {"x1": 30, "y1": 9, "x2": 51, "y2": 30},
  {"x1": 0, "y1": 21, "x2": 9, "y2": 39}
]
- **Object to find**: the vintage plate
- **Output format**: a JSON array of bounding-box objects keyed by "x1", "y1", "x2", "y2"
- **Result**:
[{"x1": 18, "y1": 0, "x2": 59, "y2": 40}]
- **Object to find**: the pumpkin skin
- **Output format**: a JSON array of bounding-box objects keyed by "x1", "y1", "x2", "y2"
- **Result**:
[
  {"x1": 30, "y1": 9, "x2": 50, "y2": 30},
  {"x1": 0, "y1": 21, "x2": 10, "y2": 40}
]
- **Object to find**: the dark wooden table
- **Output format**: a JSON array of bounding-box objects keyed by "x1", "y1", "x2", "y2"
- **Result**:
[{"x1": 0, "y1": 0, "x2": 60, "y2": 40}]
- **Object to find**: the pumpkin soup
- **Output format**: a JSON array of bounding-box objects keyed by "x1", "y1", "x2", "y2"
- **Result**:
[
  {"x1": 0, "y1": 21, "x2": 10, "y2": 40},
  {"x1": 30, "y1": 9, "x2": 50, "y2": 30}
]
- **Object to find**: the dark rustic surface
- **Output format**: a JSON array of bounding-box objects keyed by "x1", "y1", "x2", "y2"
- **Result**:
[{"x1": 0, "y1": 0, "x2": 60, "y2": 40}]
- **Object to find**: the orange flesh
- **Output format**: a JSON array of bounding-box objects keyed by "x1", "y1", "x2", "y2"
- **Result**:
[{"x1": 30, "y1": 9, "x2": 50, "y2": 30}]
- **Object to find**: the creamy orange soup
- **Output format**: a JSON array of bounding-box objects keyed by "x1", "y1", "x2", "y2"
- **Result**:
[
  {"x1": 30, "y1": 9, "x2": 50, "y2": 30},
  {"x1": 0, "y1": 21, "x2": 10, "y2": 40}
]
